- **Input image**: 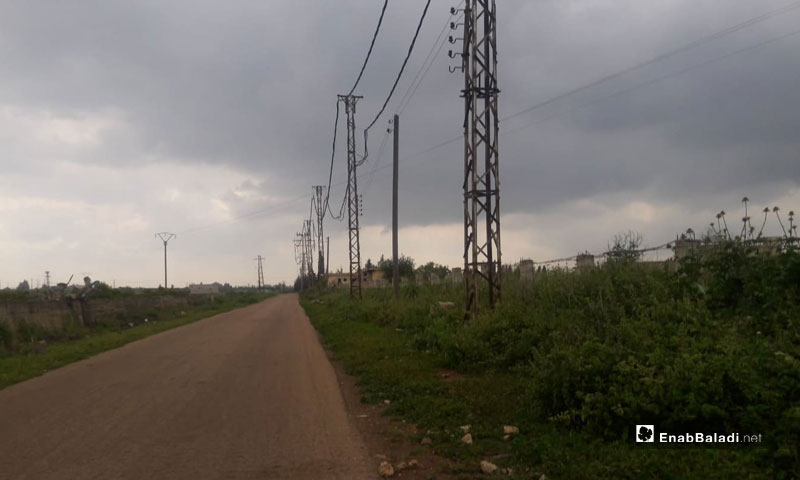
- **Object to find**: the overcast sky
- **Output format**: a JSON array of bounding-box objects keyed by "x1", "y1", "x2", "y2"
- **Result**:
[{"x1": 1, "y1": 0, "x2": 799, "y2": 288}]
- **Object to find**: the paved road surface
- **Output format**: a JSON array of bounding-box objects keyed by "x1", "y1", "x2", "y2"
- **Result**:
[{"x1": 0, "y1": 294, "x2": 375, "y2": 480}]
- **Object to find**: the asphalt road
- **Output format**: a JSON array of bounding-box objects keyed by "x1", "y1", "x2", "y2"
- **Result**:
[{"x1": 0, "y1": 294, "x2": 375, "y2": 480}]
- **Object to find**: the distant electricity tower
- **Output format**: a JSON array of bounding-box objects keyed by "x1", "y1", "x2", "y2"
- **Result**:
[
  {"x1": 254, "y1": 255, "x2": 265, "y2": 289},
  {"x1": 155, "y1": 232, "x2": 176, "y2": 288},
  {"x1": 304, "y1": 219, "x2": 315, "y2": 285},
  {"x1": 312, "y1": 185, "x2": 326, "y2": 279},
  {"x1": 451, "y1": 0, "x2": 501, "y2": 316},
  {"x1": 338, "y1": 93, "x2": 364, "y2": 299},
  {"x1": 294, "y1": 235, "x2": 306, "y2": 290}
]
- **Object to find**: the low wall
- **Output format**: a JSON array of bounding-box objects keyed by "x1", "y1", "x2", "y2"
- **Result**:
[{"x1": 0, "y1": 295, "x2": 211, "y2": 334}]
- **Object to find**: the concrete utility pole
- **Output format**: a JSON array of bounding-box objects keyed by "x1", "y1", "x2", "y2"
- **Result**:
[
  {"x1": 44, "y1": 271, "x2": 51, "y2": 288},
  {"x1": 155, "y1": 232, "x2": 176, "y2": 289},
  {"x1": 392, "y1": 114, "x2": 400, "y2": 301},
  {"x1": 338, "y1": 94, "x2": 364, "y2": 300},
  {"x1": 255, "y1": 255, "x2": 265, "y2": 289},
  {"x1": 451, "y1": 0, "x2": 501, "y2": 317}
]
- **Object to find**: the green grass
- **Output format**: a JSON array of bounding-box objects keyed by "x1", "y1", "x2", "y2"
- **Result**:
[
  {"x1": 302, "y1": 245, "x2": 799, "y2": 479},
  {"x1": 0, "y1": 292, "x2": 273, "y2": 390}
]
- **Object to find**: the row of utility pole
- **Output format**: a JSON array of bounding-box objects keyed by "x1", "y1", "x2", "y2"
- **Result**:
[
  {"x1": 298, "y1": 0, "x2": 500, "y2": 318},
  {"x1": 153, "y1": 233, "x2": 269, "y2": 290}
]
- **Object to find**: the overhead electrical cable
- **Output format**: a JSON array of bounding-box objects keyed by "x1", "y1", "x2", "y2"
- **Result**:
[
  {"x1": 349, "y1": 0, "x2": 391, "y2": 96},
  {"x1": 362, "y1": 0, "x2": 433, "y2": 164},
  {"x1": 395, "y1": 2, "x2": 464, "y2": 115},
  {"x1": 501, "y1": 0, "x2": 800, "y2": 123}
]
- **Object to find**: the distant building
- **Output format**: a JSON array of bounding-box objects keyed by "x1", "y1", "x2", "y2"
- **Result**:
[
  {"x1": 519, "y1": 259, "x2": 535, "y2": 280},
  {"x1": 189, "y1": 283, "x2": 221, "y2": 295},
  {"x1": 576, "y1": 254, "x2": 595, "y2": 270},
  {"x1": 327, "y1": 268, "x2": 386, "y2": 288},
  {"x1": 327, "y1": 273, "x2": 350, "y2": 288},
  {"x1": 450, "y1": 267, "x2": 463, "y2": 283}
]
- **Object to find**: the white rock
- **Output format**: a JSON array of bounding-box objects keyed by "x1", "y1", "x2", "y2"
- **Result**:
[
  {"x1": 383, "y1": 399, "x2": 391, "y2": 405},
  {"x1": 502, "y1": 434, "x2": 511, "y2": 441},
  {"x1": 395, "y1": 461, "x2": 407, "y2": 471},
  {"x1": 461, "y1": 433, "x2": 473, "y2": 444},
  {"x1": 539, "y1": 475, "x2": 549, "y2": 480},
  {"x1": 480, "y1": 460, "x2": 498, "y2": 474},
  {"x1": 459, "y1": 424, "x2": 471, "y2": 432},
  {"x1": 408, "y1": 459, "x2": 419, "y2": 468},
  {"x1": 378, "y1": 461, "x2": 394, "y2": 477},
  {"x1": 503, "y1": 425, "x2": 519, "y2": 435},
  {"x1": 420, "y1": 437, "x2": 432, "y2": 446}
]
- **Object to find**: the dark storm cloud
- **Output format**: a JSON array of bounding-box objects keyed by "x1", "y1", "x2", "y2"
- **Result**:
[{"x1": 1, "y1": 0, "x2": 799, "y2": 230}]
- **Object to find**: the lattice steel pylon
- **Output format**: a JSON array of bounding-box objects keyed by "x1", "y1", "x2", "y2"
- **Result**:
[
  {"x1": 455, "y1": 0, "x2": 501, "y2": 317},
  {"x1": 294, "y1": 235, "x2": 306, "y2": 290},
  {"x1": 313, "y1": 186, "x2": 326, "y2": 281},
  {"x1": 338, "y1": 94, "x2": 364, "y2": 300},
  {"x1": 255, "y1": 255, "x2": 265, "y2": 289},
  {"x1": 303, "y1": 219, "x2": 315, "y2": 287}
]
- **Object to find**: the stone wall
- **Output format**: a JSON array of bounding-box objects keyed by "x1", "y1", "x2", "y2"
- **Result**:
[{"x1": 0, "y1": 295, "x2": 209, "y2": 334}]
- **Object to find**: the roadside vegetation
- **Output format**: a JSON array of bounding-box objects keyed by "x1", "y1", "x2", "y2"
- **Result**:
[
  {"x1": 302, "y1": 241, "x2": 799, "y2": 479},
  {"x1": 0, "y1": 291, "x2": 273, "y2": 389}
]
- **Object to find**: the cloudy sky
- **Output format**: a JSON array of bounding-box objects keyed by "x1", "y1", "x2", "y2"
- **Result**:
[{"x1": 1, "y1": 0, "x2": 799, "y2": 288}]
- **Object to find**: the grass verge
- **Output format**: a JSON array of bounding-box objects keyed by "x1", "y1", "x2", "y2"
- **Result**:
[
  {"x1": 302, "y1": 274, "x2": 793, "y2": 479},
  {"x1": 0, "y1": 291, "x2": 273, "y2": 390}
]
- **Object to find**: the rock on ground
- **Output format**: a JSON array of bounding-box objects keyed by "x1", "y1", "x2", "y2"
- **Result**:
[
  {"x1": 503, "y1": 425, "x2": 519, "y2": 435},
  {"x1": 378, "y1": 461, "x2": 394, "y2": 477},
  {"x1": 481, "y1": 460, "x2": 498, "y2": 474}
]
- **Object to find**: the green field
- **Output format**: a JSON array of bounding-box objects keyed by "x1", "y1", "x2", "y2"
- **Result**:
[
  {"x1": 0, "y1": 291, "x2": 273, "y2": 390},
  {"x1": 302, "y1": 243, "x2": 799, "y2": 479}
]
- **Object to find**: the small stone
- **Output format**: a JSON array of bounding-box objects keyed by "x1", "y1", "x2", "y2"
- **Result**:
[
  {"x1": 480, "y1": 460, "x2": 498, "y2": 474},
  {"x1": 408, "y1": 459, "x2": 419, "y2": 468},
  {"x1": 503, "y1": 425, "x2": 519, "y2": 435},
  {"x1": 395, "y1": 461, "x2": 408, "y2": 471},
  {"x1": 383, "y1": 399, "x2": 391, "y2": 405},
  {"x1": 461, "y1": 433, "x2": 473, "y2": 444},
  {"x1": 502, "y1": 434, "x2": 511, "y2": 441},
  {"x1": 420, "y1": 437, "x2": 432, "y2": 446},
  {"x1": 539, "y1": 475, "x2": 549, "y2": 480},
  {"x1": 501, "y1": 467, "x2": 513, "y2": 475},
  {"x1": 378, "y1": 461, "x2": 394, "y2": 477},
  {"x1": 459, "y1": 424, "x2": 471, "y2": 433}
]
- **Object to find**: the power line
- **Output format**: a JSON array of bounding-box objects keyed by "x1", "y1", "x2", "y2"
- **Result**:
[
  {"x1": 348, "y1": 0, "x2": 390, "y2": 96},
  {"x1": 322, "y1": 100, "x2": 341, "y2": 220},
  {"x1": 503, "y1": 27, "x2": 800, "y2": 137},
  {"x1": 396, "y1": 3, "x2": 464, "y2": 115},
  {"x1": 362, "y1": 0, "x2": 433, "y2": 163},
  {"x1": 363, "y1": 23, "x2": 800, "y2": 179},
  {"x1": 501, "y1": 0, "x2": 800, "y2": 124}
]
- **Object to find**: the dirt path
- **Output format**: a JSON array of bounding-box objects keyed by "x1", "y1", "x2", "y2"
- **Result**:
[{"x1": 0, "y1": 294, "x2": 375, "y2": 480}]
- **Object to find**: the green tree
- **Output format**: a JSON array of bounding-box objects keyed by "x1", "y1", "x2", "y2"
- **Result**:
[{"x1": 377, "y1": 254, "x2": 415, "y2": 279}]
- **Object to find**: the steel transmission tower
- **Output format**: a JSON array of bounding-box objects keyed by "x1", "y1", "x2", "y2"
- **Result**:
[
  {"x1": 294, "y1": 234, "x2": 306, "y2": 290},
  {"x1": 313, "y1": 186, "x2": 326, "y2": 280},
  {"x1": 155, "y1": 232, "x2": 176, "y2": 289},
  {"x1": 255, "y1": 255, "x2": 265, "y2": 289},
  {"x1": 453, "y1": 0, "x2": 501, "y2": 316},
  {"x1": 338, "y1": 94, "x2": 364, "y2": 299}
]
